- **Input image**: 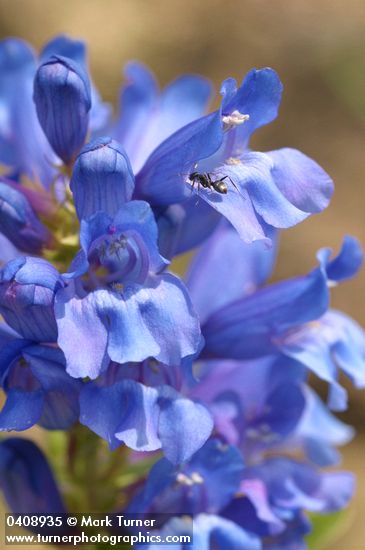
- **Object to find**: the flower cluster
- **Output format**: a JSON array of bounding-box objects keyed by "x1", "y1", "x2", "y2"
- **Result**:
[{"x1": 0, "y1": 35, "x2": 364, "y2": 549}]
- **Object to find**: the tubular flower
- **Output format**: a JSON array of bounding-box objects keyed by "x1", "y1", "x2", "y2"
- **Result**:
[
  {"x1": 34, "y1": 55, "x2": 91, "y2": 164},
  {"x1": 0, "y1": 35, "x2": 362, "y2": 550}
]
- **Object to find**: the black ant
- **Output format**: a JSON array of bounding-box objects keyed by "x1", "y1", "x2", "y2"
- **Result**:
[{"x1": 188, "y1": 171, "x2": 240, "y2": 195}]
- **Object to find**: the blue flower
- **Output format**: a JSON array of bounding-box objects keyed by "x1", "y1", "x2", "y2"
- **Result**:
[
  {"x1": 0, "y1": 34, "x2": 362, "y2": 547},
  {"x1": 186, "y1": 220, "x2": 277, "y2": 325},
  {"x1": 79, "y1": 378, "x2": 213, "y2": 464},
  {"x1": 0, "y1": 257, "x2": 64, "y2": 342},
  {"x1": 276, "y1": 309, "x2": 365, "y2": 411},
  {"x1": 289, "y1": 386, "x2": 354, "y2": 467},
  {"x1": 55, "y1": 273, "x2": 201, "y2": 379},
  {"x1": 0, "y1": 438, "x2": 65, "y2": 514},
  {"x1": 222, "y1": 458, "x2": 354, "y2": 544},
  {"x1": 0, "y1": 234, "x2": 20, "y2": 266},
  {"x1": 0, "y1": 341, "x2": 81, "y2": 431},
  {"x1": 197, "y1": 233, "x2": 364, "y2": 409},
  {"x1": 0, "y1": 34, "x2": 109, "y2": 187},
  {"x1": 56, "y1": 198, "x2": 200, "y2": 379},
  {"x1": 0, "y1": 179, "x2": 51, "y2": 253},
  {"x1": 34, "y1": 55, "x2": 91, "y2": 164},
  {"x1": 128, "y1": 439, "x2": 244, "y2": 514},
  {"x1": 188, "y1": 355, "x2": 353, "y2": 469},
  {"x1": 68, "y1": 200, "x2": 167, "y2": 281},
  {"x1": 125, "y1": 435, "x2": 353, "y2": 548},
  {"x1": 132, "y1": 68, "x2": 333, "y2": 244},
  {"x1": 0, "y1": 38, "x2": 56, "y2": 186},
  {"x1": 40, "y1": 35, "x2": 110, "y2": 134},
  {"x1": 190, "y1": 357, "x2": 306, "y2": 452},
  {"x1": 70, "y1": 137, "x2": 135, "y2": 220},
  {"x1": 155, "y1": 200, "x2": 222, "y2": 260},
  {"x1": 139, "y1": 514, "x2": 261, "y2": 550},
  {"x1": 113, "y1": 62, "x2": 213, "y2": 174}
]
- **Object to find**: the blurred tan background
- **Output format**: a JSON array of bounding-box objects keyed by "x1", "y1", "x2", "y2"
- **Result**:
[{"x1": 0, "y1": 0, "x2": 364, "y2": 548}]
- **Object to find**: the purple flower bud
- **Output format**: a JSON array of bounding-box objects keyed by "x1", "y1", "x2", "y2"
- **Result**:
[
  {"x1": 33, "y1": 55, "x2": 91, "y2": 164},
  {"x1": 0, "y1": 180, "x2": 51, "y2": 253},
  {"x1": 70, "y1": 137, "x2": 135, "y2": 220},
  {"x1": 0, "y1": 257, "x2": 64, "y2": 342},
  {"x1": 0, "y1": 438, "x2": 66, "y2": 514}
]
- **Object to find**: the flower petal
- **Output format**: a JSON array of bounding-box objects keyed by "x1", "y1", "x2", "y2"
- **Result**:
[
  {"x1": 40, "y1": 34, "x2": 111, "y2": 133},
  {"x1": 34, "y1": 55, "x2": 91, "y2": 164},
  {"x1": 70, "y1": 137, "x2": 135, "y2": 220},
  {"x1": 55, "y1": 283, "x2": 110, "y2": 379},
  {"x1": 57, "y1": 274, "x2": 200, "y2": 379},
  {"x1": 294, "y1": 387, "x2": 354, "y2": 466},
  {"x1": 88, "y1": 275, "x2": 201, "y2": 369},
  {"x1": 188, "y1": 173, "x2": 269, "y2": 243},
  {"x1": 0, "y1": 234, "x2": 20, "y2": 264},
  {"x1": 96, "y1": 287, "x2": 161, "y2": 366},
  {"x1": 24, "y1": 345, "x2": 81, "y2": 429},
  {"x1": 157, "y1": 385, "x2": 213, "y2": 464},
  {"x1": 186, "y1": 221, "x2": 277, "y2": 323},
  {"x1": 0, "y1": 38, "x2": 56, "y2": 186},
  {"x1": 279, "y1": 309, "x2": 365, "y2": 411},
  {"x1": 317, "y1": 235, "x2": 363, "y2": 282},
  {"x1": 135, "y1": 110, "x2": 224, "y2": 205},
  {"x1": 267, "y1": 148, "x2": 334, "y2": 213},
  {"x1": 227, "y1": 153, "x2": 309, "y2": 228},
  {"x1": 193, "y1": 514, "x2": 261, "y2": 550},
  {"x1": 202, "y1": 265, "x2": 328, "y2": 359},
  {"x1": 0, "y1": 180, "x2": 50, "y2": 253},
  {"x1": 0, "y1": 257, "x2": 63, "y2": 342},
  {"x1": 222, "y1": 68, "x2": 283, "y2": 147},
  {"x1": 156, "y1": 199, "x2": 221, "y2": 259},
  {"x1": 0, "y1": 389, "x2": 44, "y2": 431},
  {"x1": 136, "y1": 274, "x2": 202, "y2": 364},
  {"x1": 0, "y1": 438, "x2": 65, "y2": 513},
  {"x1": 129, "y1": 439, "x2": 243, "y2": 515},
  {"x1": 80, "y1": 380, "x2": 160, "y2": 451},
  {"x1": 114, "y1": 62, "x2": 212, "y2": 172},
  {"x1": 81, "y1": 379, "x2": 212, "y2": 462}
]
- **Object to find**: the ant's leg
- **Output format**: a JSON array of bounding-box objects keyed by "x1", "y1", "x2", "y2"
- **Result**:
[
  {"x1": 207, "y1": 173, "x2": 215, "y2": 193},
  {"x1": 190, "y1": 178, "x2": 196, "y2": 195},
  {"x1": 222, "y1": 175, "x2": 241, "y2": 194},
  {"x1": 195, "y1": 180, "x2": 201, "y2": 206}
]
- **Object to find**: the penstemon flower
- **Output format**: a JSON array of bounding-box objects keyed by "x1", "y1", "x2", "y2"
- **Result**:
[{"x1": 0, "y1": 34, "x2": 363, "y2": 549}]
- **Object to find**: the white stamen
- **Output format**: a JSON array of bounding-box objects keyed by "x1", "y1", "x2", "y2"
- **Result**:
[
  {"x1": 190, "y1": 472, "x2": 204, "y2": 484},
  {"x1": 222, "y1": 110, "x2": 250, "y2": 131},
  {"x1": 176, "y1": 471, "x2": 204, "y2": 486},
  {"x1": 226, "y1": 157, "x2": 242, "y2": 165},
  {"x1": 176, "y1": 473, "x2": 194, "y2": 486}
]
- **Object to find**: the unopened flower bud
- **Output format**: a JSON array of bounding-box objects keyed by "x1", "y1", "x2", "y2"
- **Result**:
[
  {"x1": 0, "y1": 257, "x2": 64, "y2": 342},
  {"x1": 0, "y1": 181, "x2": 51, "y2": 254},
  {"x1": 70, "y1": 137, "x2": 135, "y2": 220},
  {"x1": 34, "y1": 55, "x2": 91, "y2": 164}
]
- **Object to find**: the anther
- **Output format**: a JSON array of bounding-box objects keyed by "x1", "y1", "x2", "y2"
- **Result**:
[{"x1": 222, "y1": 111, "x2": 250, "y2": 131}]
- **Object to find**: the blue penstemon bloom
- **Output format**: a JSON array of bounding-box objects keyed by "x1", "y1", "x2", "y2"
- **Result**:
[
  {"x1": 128, "y1": 64, "x2": 333, "y2": 247},
  {"x1": 0, "y1": 34, "x2": 363, "y2": 550},
  {"x1": 192, "y1": 223, "x2": 365, "y2": 410}
]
